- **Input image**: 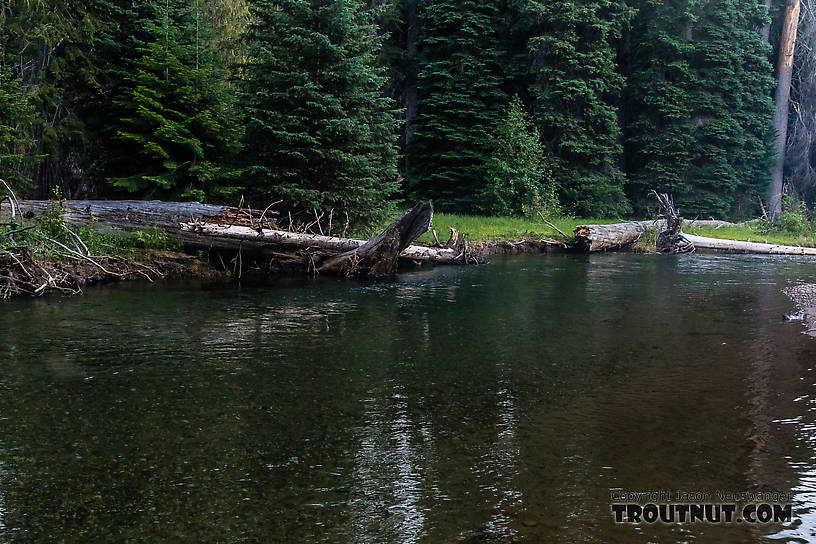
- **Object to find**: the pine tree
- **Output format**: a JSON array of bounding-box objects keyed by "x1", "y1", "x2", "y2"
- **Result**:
[
  {"x1": 407, "y1": 0, "x2": 506, "y2": 212},
  {"x1": 241, "y1": 0, "x2": 399, "y2": 223},
  {"x1": 478, "y1": 96, "x2": 556, "y2": 216},
  {"x1": 624, "y1": 0, "x2": 697, "y2": 214},
  {"x1": 624, "y1": 0, "x2": 775, "y2": 218},
  {"x1": 107, "y1": 0, "x2": 242, "y2": 201},
  {"x1": 0, "y1": 63, "x2": 38, "y2": 189},
  {"x1": 690, "y1": 0, "x2": 775, "y2": 217},
  {"x1": 527, "y1": 0, "x2": 632, "y2": 217},
  {"x1": 0, "y1": 0, "x2": 107, "y2": 196}
]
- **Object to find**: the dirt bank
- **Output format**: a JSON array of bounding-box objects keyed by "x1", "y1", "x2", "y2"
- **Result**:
[{"x1": 0, "y1": 250, "x2": 220, "y2": 300}]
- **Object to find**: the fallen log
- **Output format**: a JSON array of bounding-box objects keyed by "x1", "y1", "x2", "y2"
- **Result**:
[
  {"x1": 4, "y1": 198, "x2": 466, "y2": 275},
  {"x1": 7, "y1": 199, "x2": 278, "y2": 233},
  {"x1": 573, "y1": 222, "x2": 646, "y2": 251},
  {"x1": 319, "y1": 201, "x2": 433, "y2": 276},
  {"x1": 180, "y1": 215, "x2": 460, "y2": 264},
  {"x1": 681, "y1": 234, "x2": 816, "y2": 255}
]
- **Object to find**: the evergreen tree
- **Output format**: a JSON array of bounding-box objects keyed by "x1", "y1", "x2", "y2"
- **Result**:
[
  {"x1": 479, "y1": 96, "x2": 556, "y2": 216},
  {"x1": 241, "y1": 0, "x2": 399, "y2": 223},
  {"x1": 624, "y1": 0, "x2": 775, "y2": 218},
  {"x1": 0, "y1": 0, "x2": 107, "y2": 196},
  {"x1": 0, "y1": 63, "x2": 38, "y2": 189},
  {"x1": 106, "y1": 0, "x2": 242, "y2": 201},
  {"x1": 690, "y1": 0, "x2": 775, "y2": 217},
  {"x1": 407, "y1": 0, "x2": 506, "y2": 212},
  {"x1": 527, "y1": 0, "x2": 632, "y2": 217},
  {"x1": 623, "y1": 0, "x2": 696, "y2": 214}
]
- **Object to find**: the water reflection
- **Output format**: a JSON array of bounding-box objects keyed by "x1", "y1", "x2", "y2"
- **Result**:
[
  {"x1": 350, "y1": 386, "x2": 428, "y2": 543},
  {"x1": 2, "y1": 254, "x2": 816, "y2": 542}
]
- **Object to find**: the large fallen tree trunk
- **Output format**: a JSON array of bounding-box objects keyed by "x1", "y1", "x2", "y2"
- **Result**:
[
  {"x1": 3, "y1": 199, "x2": 466, "y2": 275},
  {"x1": 573, "y1": 220, "x2": 816, "y2": 255},
  {"x1": 10, "y1": 199, "x2": 278, "y2": 232},
  {"x1": 573, "y1": 222, "x2": 646, "y2": 251},
  {"x1": 681, "y1": 234, "x2": 816, "y2": 255}
]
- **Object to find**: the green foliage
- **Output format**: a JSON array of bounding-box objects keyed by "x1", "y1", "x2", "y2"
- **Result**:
[
  {"x1": 407, "y1": 0, "x2": 506, "y2": 212},
  {"x1": 241, "y1": 0, "x2": 400, "y2": 225},
  {"x1": 35, "y1": 188, "x2": 68, "y2": 238},
  {"x1": 526, "y1": 0, "x2": 633, "y2": 217},
  {"x1": 624, "y1": 0, "x2": 775, "y2": 219},
  {"x1": 0, "y1": 63, "x2": 39, "y2": 189},
  {"x1": 760, "y1": 195, "x2": 814, "y2": 236},
  {"x1": 478, "y1": 96, "x2": 557, "y2": 217},
  {"x1": 0, "y1": 0, "x2": 110, "y2": 196},
  {"x1": 0, "y1": 0, "x2": 787, "y2": 224},
  {"x1": 133, "y1": 226, "x2": 183, "y2": 251},
  {"x1": 106, "y1": 0, "x2": 243, "y2": 201}
]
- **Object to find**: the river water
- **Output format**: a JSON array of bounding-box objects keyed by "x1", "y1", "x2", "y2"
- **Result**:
[{"x1": 2, "y1": 253, "x2": 816, "y2": 542}]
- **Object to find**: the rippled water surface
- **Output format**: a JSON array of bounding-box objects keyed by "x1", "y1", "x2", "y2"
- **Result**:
[{"x1": 3, "y1": 253, "x2": 816, "y2": 542}]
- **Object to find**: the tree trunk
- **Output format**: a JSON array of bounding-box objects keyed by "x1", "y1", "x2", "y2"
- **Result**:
[
  {"x1": 318, "y1": 201, "x2": 433, "y2": 276},
  {"x1": 573, "y1": 223, "x2": 646, "y2": 251},
  {"x1": 10, "y1": 199, "x2": 279, "y2": 233},
  {"x1": 682, "y1": 233, "x2": 816, "y2": 255},
  {"x1": 5, "y1": 199, "x2": 466, "y2": 271},
  {"x1": 770, "y1": 0, "x2": 801, "y2": 218},
  {"x1": 763, "y1": 0, "x2": 772, "y2": 42}
]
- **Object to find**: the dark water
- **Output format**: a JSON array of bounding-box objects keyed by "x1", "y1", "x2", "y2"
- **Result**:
[{"x1": 3, "y1": 254, "x2": 816, "y2": 543}]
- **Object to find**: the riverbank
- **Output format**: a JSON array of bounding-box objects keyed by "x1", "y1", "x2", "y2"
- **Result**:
[
  {"x1": 407, "y1": 212, "x2": 816, "y2": 251},
  {"x1": 0, "y1": 248, "x2": 220, "y2": 300},
  {"x1": 5, "y1": 202, "x2": 816, "y2": 301},
  {"x1": 1, "y1": 209, "x2": 221, "y2": 299}
]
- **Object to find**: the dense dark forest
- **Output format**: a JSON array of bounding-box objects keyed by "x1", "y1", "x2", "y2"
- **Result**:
[{"x1": 0, "y1": 0, "x2": 811, "y2": 221}]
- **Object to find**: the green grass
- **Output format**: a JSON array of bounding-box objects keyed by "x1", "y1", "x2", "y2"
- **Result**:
[
  {"x1": 1, "y1": 219, "x2": 182, "y2": 261},
  {"x1": 386, "y1": 212, "x2": 816, "y2": 249},
  {"x1": 414, "y1": 213, "x2": 625, "y2": 244}
]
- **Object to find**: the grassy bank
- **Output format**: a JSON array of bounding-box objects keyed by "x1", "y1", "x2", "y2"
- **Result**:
[
  {"x1": 410, "y1": 213, "x2": 816, "y2": 248},
  {"x1": 414, "y1": 213, "x2": 623, "y2": 244},
  {"x1": 1, "y1": 206, "x2": 216, "y2": 299}
]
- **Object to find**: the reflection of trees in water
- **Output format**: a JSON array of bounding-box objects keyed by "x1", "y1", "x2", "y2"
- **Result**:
[
  {"x1": 479, "y1": 382, "x2": 523, "y2": 540},
  {"x1": 0, "y1": 441, "x2": 6, "y2": 532},
  {"x1": 348, "y1": 387, "x2": 430, "y2": 544}
]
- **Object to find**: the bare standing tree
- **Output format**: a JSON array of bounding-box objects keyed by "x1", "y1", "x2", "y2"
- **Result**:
[{"x1": 770, "y1": 0, "x2": 802, "y2": 218}]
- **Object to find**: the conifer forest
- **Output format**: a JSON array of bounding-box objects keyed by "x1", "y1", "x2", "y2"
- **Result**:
[{"x1": 1, "y1": 0, "x2": 815, "y2": 222}]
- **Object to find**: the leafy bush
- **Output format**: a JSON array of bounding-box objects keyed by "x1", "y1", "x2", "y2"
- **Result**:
[
  {"x1": 761, "y1": 195, "x2": 813, "y2": 236},
  {"x1": 133, "y1": 227, "x2": 182, "y2": 251}
]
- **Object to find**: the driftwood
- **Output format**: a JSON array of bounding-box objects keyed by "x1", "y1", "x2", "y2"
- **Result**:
[
  {"x1": 682, "y1": 234, "x2": 816, "y2": 255},
  {"x1": 573, "y1": 222, "x2": 646, "y2": 251},
  {"x1": 652, "y1": 192, "x2": 695, "y2": 254},
  {"x1": 319, "y1": 201, "x2": 433, "y2": 276},
  {"x1": 4, "y1": 199, "x2": 467, "y2": 277},
  {"x1": 7, "y1": 199, "x2": 279, "y2": 233}
]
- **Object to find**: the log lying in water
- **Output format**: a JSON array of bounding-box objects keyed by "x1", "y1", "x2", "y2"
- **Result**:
[
  {"x1": 682, "y1": 233, "x2": 816, "y2": 255},
  {"x1": 180, "y1": 215, "x2": 461, "y2": 264},
  {"x1": 320, "y1": 201, "x2": 433, "y2": 275},
  {"x1": 4, "y1": 199, "x2": 465, "y2": 275},
  {"x1": 573, "y1": 222, "x2": 646, "y2": 251}
]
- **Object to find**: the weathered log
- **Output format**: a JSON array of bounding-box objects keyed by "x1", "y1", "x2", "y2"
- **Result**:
[
  {"x1": 4, "y1": 199, "x2": 464, "y2": 272},
  {"x1": 319, "y1": 201, "x2": 433, "y2": 276},
  {"x1": 180, "y1": 217, "x2": 461, "y2": 264},
  {"x1": 573, "y1": 222, "x2": 646, "y2": 251},
  {"x1": 681, "y1": 234, "x2": 816, "y2": 255},
  {"x1": 6, "y1": 199, "x2": 278, "y2": 233},
  {"x1": 652, "y1": 191, "x2": 694, "y2": 254}
]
